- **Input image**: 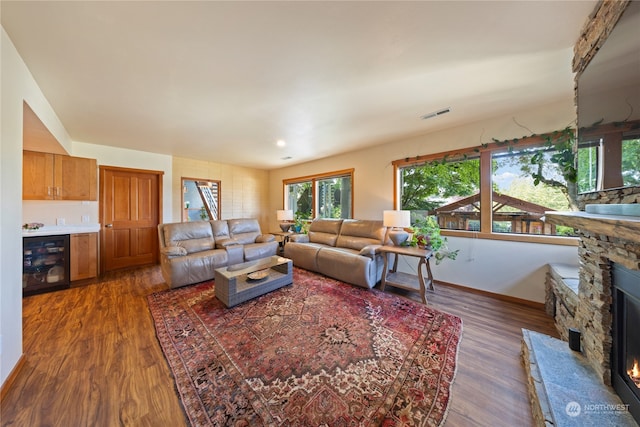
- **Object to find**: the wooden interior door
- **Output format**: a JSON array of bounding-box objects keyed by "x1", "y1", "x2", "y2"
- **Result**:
[{"x1": 100, "y1": 166, "x2": 163, "y2": 273}]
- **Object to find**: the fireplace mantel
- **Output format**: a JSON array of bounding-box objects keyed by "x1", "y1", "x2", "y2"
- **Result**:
[{"x1": 544, "y1": 211, "x2": 640, "y2": 243}]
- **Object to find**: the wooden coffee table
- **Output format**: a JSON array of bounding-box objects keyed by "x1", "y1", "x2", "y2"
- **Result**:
[{"x1": 214, "y1": 256, "x2": 293, "y2": 307}]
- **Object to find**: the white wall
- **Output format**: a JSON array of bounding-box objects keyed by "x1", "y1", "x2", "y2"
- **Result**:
[
  {"x1": 1, "y1": 27, "x2": 75, "y2": 385},
  {"x1": 172, "y1": 157, "x2": 270, "y2": 228},
  {"x1": 269, "y1": 100, "x2": 581, "y2": 303},
  {"x1": 72, "y1": 142, "x2": 173, "y2": 223},
  {"x1": 396, "y1": 236, "x2": 577, "y2": 302}
]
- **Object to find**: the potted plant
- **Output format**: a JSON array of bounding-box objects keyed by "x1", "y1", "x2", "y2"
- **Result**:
[
  {"x1": 293, "y1": 213, "x2": 304, "y2": 233},
  {"x1": 409, "y1": 216, "x2": 459, "y2": 265},
  {"x1": 199, "y1": 206, "x2": 209, "y2": 220},
  {"x1": 293, "y1": 212, "x2": 311, "y2": 234}
]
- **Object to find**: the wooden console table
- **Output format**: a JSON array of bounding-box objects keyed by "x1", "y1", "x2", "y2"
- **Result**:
[{"x1": 379, "y1": 245, "x2": 434, "y2": 304}]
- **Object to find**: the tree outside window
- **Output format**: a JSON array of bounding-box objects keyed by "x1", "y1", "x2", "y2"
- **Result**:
[
  {"x1": 284, "y1": 169, "x2": 354, "y2": 220},
  {"x1": 400, "y1": 156, "x2": 480, "y2": 230},
  {"x1": 286, "y1": 181, "x2": 312, "y2": 220},
  {"x1": 397, "y1": 131, "x2": 580, "y2": 238}
]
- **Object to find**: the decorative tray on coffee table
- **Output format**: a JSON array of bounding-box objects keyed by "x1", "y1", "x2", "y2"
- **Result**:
[{"x1": 247, "y1": 269, "x2": 270, "y2": 281}]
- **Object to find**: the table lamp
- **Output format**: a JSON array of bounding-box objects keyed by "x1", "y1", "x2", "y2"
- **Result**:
[
  {"x1": 276, "y1": 209, "x2": 294, "y2": 232},
  {"x1": 383, "y1": 210, "x2": 411, "y2": 246}
]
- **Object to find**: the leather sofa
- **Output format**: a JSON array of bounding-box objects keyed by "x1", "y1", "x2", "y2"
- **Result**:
[
  {"x1": 158, "y1": 218, "x2": 278, "y2": 288},
  {"x1": 284, "y1": 218, "x2": 388, "y2": 289}
]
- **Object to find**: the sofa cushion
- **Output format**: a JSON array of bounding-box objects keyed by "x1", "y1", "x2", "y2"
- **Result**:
[
  {"x1": 163, "y1": 221, "x2": 215, "y2": 254},
  {"x1": 163, "y1": 248, "x2": 228, "y2": 287},
  {"x1": 284, "y1": 242, "x2": 323, "y2": 272},
  {"x1": 244, "y1": 241, "x2": 279, "y2": 261},
  {"x1": 228, "y1": 218, "x2": 262, "y2": 244},
  {"x1": 308, "y1": 219, "x2": 343, "y2": 247},
  {"x1": 335, "y1": 219, "x2": 385, "y2": 251},
  {"x1": 316, "y1": 246, "x2": 376, "y2": 289},
  {"x1": 211, "y1": 220, "x2": 231, "y2": 239},
  {"x1": 255, "y1": 234, "x2": 276, "y2": 243}
]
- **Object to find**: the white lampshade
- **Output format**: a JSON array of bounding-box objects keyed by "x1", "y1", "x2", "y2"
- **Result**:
[
  {"x1": 383, "y1": 210, "x2": 410, "y2": 228},
  {"x1": 383, "y1": 210, "x2": 410, "y2": 246},
  {"x1": 276, "y1": 210, "x2": 294, "y2": 221}
]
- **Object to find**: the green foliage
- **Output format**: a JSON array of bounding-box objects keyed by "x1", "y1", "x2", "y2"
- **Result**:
[
  {"x1": 408, "y1": 216, "x2": 459, "y2": 265},
  {"x1": 199, "y1": 206, "x2": 209, "y2": 220},
  {"x1": 539, "y1": 128, "x2": 577, "y2": 184},
  {"x1": 290, "y1": 182, "x2": 313, "y2": 219},
  {"x1": 293, "y1": 211, "x2": 310, "y2": 233},
  {"x1": 622, "y1": 138, "x2": 640, "y2": 186},
  {"x1": 502, "y1": 177, "x2": 569, "y2": 211},
  {"x1": 401, "y1": 158, "x2": 480, "y2": 211},
  {"x1": 577, "y1": 145, "x2": 598, "y2": 193},
  {"x1": 492, "y1": 127, "x2": 579, "y2": 211}
]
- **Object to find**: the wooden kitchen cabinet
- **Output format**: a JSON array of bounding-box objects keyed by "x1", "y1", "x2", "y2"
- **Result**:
[
  {"x1": 70, "y1": 233, "x2": 98, "y2": 281},
  {"x1": 23, "y1": 150, "x2": 97, "y2": 200}
]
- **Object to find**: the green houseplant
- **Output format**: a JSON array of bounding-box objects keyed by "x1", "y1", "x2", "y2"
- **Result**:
[
  {"x1": 409, "y1": 216, "x2": 459, "y2": 265},
  {"x1": 293, "y1": 212, "x2": 310, "y2": 233}
]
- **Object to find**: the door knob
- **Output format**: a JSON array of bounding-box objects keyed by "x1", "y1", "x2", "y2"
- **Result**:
[{"x1": 105, "y1": 224, "x2": 113, "y2": 228}]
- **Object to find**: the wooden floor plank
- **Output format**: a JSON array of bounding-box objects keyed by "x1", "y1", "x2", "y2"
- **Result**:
[{"x1": 1, "y1": 265, "x2": 557, "y2": 426}]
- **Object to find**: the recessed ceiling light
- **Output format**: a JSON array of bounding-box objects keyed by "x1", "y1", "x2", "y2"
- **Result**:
[
  {"x1": 276, "y1": 139, "x2": 286, "y2": 147},
  {"x1": 421, "y1": 107, "x2": 451, "y2": 120}
]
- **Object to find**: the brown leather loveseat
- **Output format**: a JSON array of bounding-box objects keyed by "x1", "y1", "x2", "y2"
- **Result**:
[{"x1": 158, "y1": 218, "x2": 278, "y2": 288}]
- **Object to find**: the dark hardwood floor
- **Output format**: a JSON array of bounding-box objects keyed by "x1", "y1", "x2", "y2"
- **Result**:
[{"x1": 1, "y1": 265, "x2": 557, "y2": 426}]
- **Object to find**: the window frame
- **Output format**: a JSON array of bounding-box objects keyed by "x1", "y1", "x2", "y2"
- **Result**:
[
  {"x1": 181, "y1": 177, "x2": 221, "y2": 222},
  {"x1": 392, "y1": 134, "x2": 578, "y2": 246},
  {"x1": 283, "y1": 168, "x2": 355, "y2": 219},
  {"x1": 578, "y1": 120, "x2": 640, "y2": 191}
]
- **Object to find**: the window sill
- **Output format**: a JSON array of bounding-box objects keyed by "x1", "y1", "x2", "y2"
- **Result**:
[{"x1": 440, "y1": 229, "x2": 579, "y2": 246}]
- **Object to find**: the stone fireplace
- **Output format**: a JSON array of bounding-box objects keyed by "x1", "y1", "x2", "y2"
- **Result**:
[
  {"x1": 545, "y1": 187, "x2": 640, "y2": 386},
  {"x1": 523, "y1": 1, "x2": 640, "y2": 423},
  {"x1": 611, "y1": 263, "x2": 640, "y2": 421},
  {"x1": 543, "y1": 187, "x2": 640, "y2": 423}
]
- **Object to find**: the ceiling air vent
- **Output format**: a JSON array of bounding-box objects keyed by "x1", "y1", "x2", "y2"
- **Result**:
[{"x1": 421, "y1": 107, "x2": 451, "y2": 120}]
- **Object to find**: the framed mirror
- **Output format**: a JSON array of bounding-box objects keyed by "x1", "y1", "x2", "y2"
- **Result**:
[
  {"x1": 577, "y1": 1, "x2": 640, "y2": 193},
  {"x1": 181, "y1": 177, "x2": 221, "y2": 222}
]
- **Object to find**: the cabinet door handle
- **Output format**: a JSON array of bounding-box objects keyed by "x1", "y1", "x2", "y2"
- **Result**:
[{"x1": 105, "y1": 224, "x2": 113, "y2": 228}]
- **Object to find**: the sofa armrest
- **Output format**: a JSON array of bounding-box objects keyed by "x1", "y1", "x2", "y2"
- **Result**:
[
  {"x1": 290, "y1": 234, "x2": 309, "y2": 243},
  {"x1": 359, "y1": 244, "x2": 382, "y2": 259},
  {"x1": 161, "y1": 246, "x2": 187, "y2": 258},
  {"x1": 225, "y1": 243, "x2": 244, "y2": 265},
  {"x1": 255, "y1": 234, "x2": 275, "y2": 243},
  {"x1": 216, "y1": 238, "x2": 239, "y2": 249}
]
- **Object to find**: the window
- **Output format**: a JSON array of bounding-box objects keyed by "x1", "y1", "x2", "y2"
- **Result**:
[
  {"x1": 400, "y1": 155, "x2": 480, "y2": 231},
  {"x1": 181, "y1": 178, "x2": 220, "y2": 222},
  {"x1": 577, "y1": 139, "x2": 601, "y2": 193},
  {"x1": 491, "y1": 146, "x2": 571, "y2": 235},
  {"x1": 284, "y1": 169, "x2": 353, "y2": 219},
  {"x1": 577, "y1": 121, "x2": 640, "y2": 192},
  {"x1": 394, "y1": 130, "x2": 578, "y2": 241},
  {"x1": 622, "y1": 136, "x2": 640, "y2": 187},
  {"x1": 286, "y1": 181, "x2": 313, "y2": 219},
  {"x1": 317, "y1": 175, "x2": 352, "y2": 219}
]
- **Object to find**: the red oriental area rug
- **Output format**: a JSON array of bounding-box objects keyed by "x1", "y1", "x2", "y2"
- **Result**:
[{"x1": 148, "y1": 267, "x2": 463, "y2": 426}]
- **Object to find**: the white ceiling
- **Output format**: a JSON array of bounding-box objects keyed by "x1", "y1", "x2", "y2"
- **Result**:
[{"x1": 1, "y1": 1, "x2": 598, "y2": 169}]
